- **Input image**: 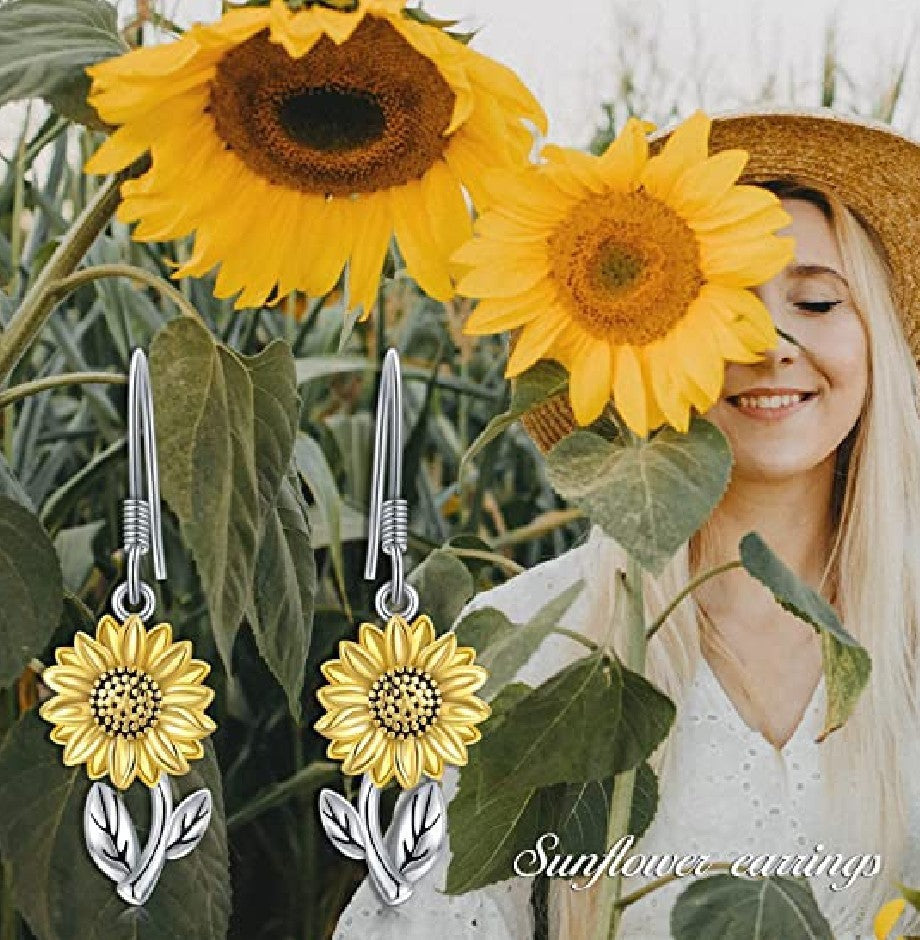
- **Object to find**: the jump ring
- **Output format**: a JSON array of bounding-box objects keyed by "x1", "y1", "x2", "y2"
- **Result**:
[
  {"x1": 375, "y1": 582, "x2": 419, "y2": 621},
  {"x1": 111, "y1": 582, "x2": 157, "y2": 622}
]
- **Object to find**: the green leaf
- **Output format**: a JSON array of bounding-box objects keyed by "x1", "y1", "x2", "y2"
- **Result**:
[
  {"x1": 407, "y1": 549, "x2": 474, "y2": 634},
  {"x1": 151, "y1": 318, "x2": 260, "y2": 675},
  {"x1": 241, "y1": 341, "x2": 301, "y2": 514},
  {"x1": 295, "y1": 433, "x2": 349, "y2": 600},
  {"x1": 238, "y1": 342, "x2": 314, "y2": 718},
  {"x1": 459, "y1": 361, "x2": 569, "y2": 478},
  {"x1": 0, "y1": 496, "x2": 63, "y2": 688},
  {"x1": 445, "y1": 684, "x2": 542, "y2": 895},
  {"x1": 671, "y1": 874, "x2": 833, "y2": 940},
  {"x1": 0, "y1": 452, "x2": 34, "y2": 510},
  {"x1": 53, "y1": 521, "x2": 103, "y2": 594},
  {"x1": 548, "y1": 761, "x2": 658, "y2": 855},
  {"x1": 740, "y1": 532, "x2": 870, "y2": 739},
  {"x1": 546, "y1": 419, "x2": 732, "y2": 574},
  {"x1": 614, "y1": 666, "x2": 677, "y2": 771},
  {"x1": 454, "y1": 581, "x2": 584, "y2": 700},
  {"x1": 0, "y1": 710, "x2": 231, "y2": 940},
  {"x1": 0, "y1": 0, "x2": 124, "y2": 126},
  {"x1": 246, "y1": 473, "x2": 315, "y2": 723},
  {"x1": 474, "y1": 653, "x2": 621, "y2": 791}
]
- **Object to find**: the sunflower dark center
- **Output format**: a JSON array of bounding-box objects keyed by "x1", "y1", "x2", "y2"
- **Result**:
[
  {"x1": 367, "y1": 666, "x2": 442, "y2": 740},
  {"x1": 278, "y1": 87, "x2": 386, "y2": 152},
  {"x1": 548, "y1": 190, "x2": 704, "y2": 345},
  {"x1": 209, "y1": 16, "x2": 457, "y2": 196},
  {"x1": 89, "y1": 666, "x2": 162, "y2": 740}
]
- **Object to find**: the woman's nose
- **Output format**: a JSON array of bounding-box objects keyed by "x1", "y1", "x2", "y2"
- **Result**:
[{"x1": 753, "y1": 287, "x2": 800, "y2": 365}]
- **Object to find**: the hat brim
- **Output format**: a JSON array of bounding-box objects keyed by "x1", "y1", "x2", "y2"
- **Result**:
[{"x1": 651, "y1": 107, "x2": 920, "y2": 359}]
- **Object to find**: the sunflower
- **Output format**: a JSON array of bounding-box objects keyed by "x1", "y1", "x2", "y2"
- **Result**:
[
  {"x1": 38, "y1": 615, "x2": 216, "y2": 790},
  {"x1": 874, "y1": 898, "x2": 907, "y2": 940},
  {"x1": 454, "y1": 110, "x2": 794, "y2": 437},
  {"x1": 315, "y1": 614, "x2": 490, "y2": 790},
  {"x1": 84, "y1": 0, "x2": 546, "y2": 313}
]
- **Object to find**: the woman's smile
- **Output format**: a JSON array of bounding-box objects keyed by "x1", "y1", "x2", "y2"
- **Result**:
[{"x1": 724, "y1": 387, "x2": 819, "y2": 421}]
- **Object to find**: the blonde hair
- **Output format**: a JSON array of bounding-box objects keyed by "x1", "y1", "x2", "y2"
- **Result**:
[{"x1": 549, "y1": 181, "x2": 920, "y2": 938}]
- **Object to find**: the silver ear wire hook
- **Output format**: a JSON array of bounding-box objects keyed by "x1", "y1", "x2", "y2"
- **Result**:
[
  {"x1": 365, "y1": 348, "x2": 419, "y2": 621},
  {"x1": 111, "y1": 349, "x2": 167, "y2": 622}
]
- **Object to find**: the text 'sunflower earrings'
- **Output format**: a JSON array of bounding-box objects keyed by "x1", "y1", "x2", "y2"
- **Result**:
[
  {"x1": 315, "y1": 348, "x2": 491, "y2": 906},
  {"x1": 38, "y1": 349, "x2": 217, "y2": 906}
]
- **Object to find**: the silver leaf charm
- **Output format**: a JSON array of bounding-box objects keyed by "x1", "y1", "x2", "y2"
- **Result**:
[
  {"x1": 83, "y1": 775, "x2": 213, "y2": 906},
  {"x1": 388, "y1": 781, "x2": 446, "y2": 882},
  {"x1": 165, "y1": 790, "x2": 212, "y2": 860},
  {"x1": 318, "y1": 789, "x2": 367, "y2": 861},
  {"x1": 319, "y1": 775, "x2": 446, "y2": 905},
  {"x1": 84, "y1": 783, "x2": 141, "y2": 882}
]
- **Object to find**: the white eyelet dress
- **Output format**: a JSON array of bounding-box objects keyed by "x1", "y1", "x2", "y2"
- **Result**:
[{"x1": 333, "y1": 537, "x2": 920, "y2": 940}]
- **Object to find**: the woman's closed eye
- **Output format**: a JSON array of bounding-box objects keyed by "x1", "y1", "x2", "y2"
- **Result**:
[{"x1": 794, "y1": 299, "x2": 844, "y2": 313}]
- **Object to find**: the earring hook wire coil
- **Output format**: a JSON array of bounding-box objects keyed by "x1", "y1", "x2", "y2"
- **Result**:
[
  {"x1": 119, "y1": 349, "x2": 167, "y2": 615},
  {"x1": 365, "y1": 348, "x2": 418, "y2": 620}
]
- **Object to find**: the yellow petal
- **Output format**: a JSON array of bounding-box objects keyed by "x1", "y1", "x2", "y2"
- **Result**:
[
  {"x1": 505, "y1": 309, "x2": 570, "y2": 377},
  {"x1": 570, "y1": 340, "x2": 612, "y2": 425},
  {"x1": 42, "y1": 666, "x2": 93, "y2": 697},
  {"x1": 141, "y1": 622, "x2": 174, "y2": 672},
  {"x1": 343, "y1": 728, "x2": 386, "y2": 776},
  {"x1": 422, "y1": 160, "x2": 473, "y2": 268},
  {"x1": 111, "y1": 736, "x2": 139, "y2": 790},
  {"x1": 163, "y1": 685, "x2": 214, "y2": 710},
  {"x1": 87, "y1": 742, "x2": 109, "y2": 779},
  {"x1": 135, "y1": 741, "x2": 161, "y2": 787},
  {"x1": 369, "y1": 743, "x2": 396, "y2": 788},
  {"x1": 317, "y1": 685, "x2": 369, "y2": 709},
  {"x1": 438, "y1": 668, "x2": 488, "y2": 698},
  {"x1": 597, "y1": 117, "x2": 652, "y2": 191},
  {"x1": 148, "y1": 640, "x2": 193, "y2": 686},
  {"x1": 95, "y1": 615, "x2": 122, "y2": 654},
  {"x1": 392, "y1": 182, "x2": 453, "y2": 301},
  {"x1": 700, "y1": 235, "x2": 795, "y2": 289},
  {"x1": 612, "y1": 344, "x2": 649, "y2": 437},
  {"x1": 421, "y1": 745, "x2": 444, "y2": 780},
  {"x1": 394, "y1": 738, "x2": 422, "y2": 789},
  {"x1": 462, "y1": 289, "x2": 549, "y2": 335},
  {"x1": 347, "y1": 191, "x2": 391, "y2": 317},
  {"x1": 357, "y1": 622, "x2": 387, "y2": 666},
  {"x1": 427, "y1": 724, "x2": 467, "y2": 766},
  {"x1": 874, "y1": 898, "x2": 906, "y2": 940},
  {"x1": 384, "y1": 617, "x2": 415, "y2": 668},
  {"x1": 340, "y1": 639, "x2": 384, "y2": 681},
  {"x1": 410, "y1": 616, "x2": 436, "y2": 651},
  {"x1": 441, "y1": 698, "x2": 491, "y2": 724},
  {"x1": 39, "y1": 699, "x2": 91, "y2": 724},
  {"x1": 145, "y1": 727, "x2": 188, "y2": 776},
  {"x1": 647, "y1": 343, "x2": 692, "y2": 432},
  {"x1": 641, "y1": 110, "x2": 710, "y2": 202},
  {"x1": 62, "y1": 722, "x2": 103, "y2": 766},
  {"x1": 668, "y1": 149, "x2": 748, "y2": 219},
  {"x1": 120, "y1": 615, "x2": 147, "y2": 666},
  {"x1": 690, "y1": 184, "x2": 785, "y2": 231},
  {"x1": 417, "y1": 633, "x2": 457, "y2": 676}
]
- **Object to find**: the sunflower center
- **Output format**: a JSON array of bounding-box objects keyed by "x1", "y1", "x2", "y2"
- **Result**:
[
  {"x1": 548, "y1": 190, "x2": 704, "y2": 345},
  {"x1": 368, "y1": 666, "x2": 442, "y2": 740},
  {"x1": 209, "y1": 16, "x2": 457, "y2": 196},
  {"x1": 89, "y1": 667, "x2": 162, "y2": 740}
]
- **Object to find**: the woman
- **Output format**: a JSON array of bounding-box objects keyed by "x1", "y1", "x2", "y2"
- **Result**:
[{"x1": 333, "y1": 109, "x2": 920, "y2": 939}]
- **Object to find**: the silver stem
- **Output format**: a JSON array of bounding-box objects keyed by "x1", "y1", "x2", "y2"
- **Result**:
[
  {"x1": 357, "y1": 776, "x2": 412, "y2": 906},
  {"x1": 116, "y1": 775, "x2": 173, "y2": 906}
]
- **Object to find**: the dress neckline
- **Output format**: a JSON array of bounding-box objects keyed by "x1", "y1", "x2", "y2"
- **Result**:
[{"x1": 698, "y1": 655, "x2": 825, "y2": 754}]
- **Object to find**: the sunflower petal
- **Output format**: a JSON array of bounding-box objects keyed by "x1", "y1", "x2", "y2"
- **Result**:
[
  {"x1": 641, "y1": 110, "x2": 710, "y2": 202},
  {"x1": 570, "y1": 340, "x2": 612, "y2": 425}
]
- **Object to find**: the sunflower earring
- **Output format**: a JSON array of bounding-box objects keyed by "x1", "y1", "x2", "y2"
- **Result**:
[
  {"x1": 38, "y1": 349, "x2": 217, "y2": 906},
  {"x1": 315, "y1": 349, "x2": 491, "y2": 906}
]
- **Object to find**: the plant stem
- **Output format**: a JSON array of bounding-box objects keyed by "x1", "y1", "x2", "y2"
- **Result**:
[
  {"x1": 646, "y1": 560, "x2": 743, "y2": 641},
  {"x1": 49, "y1": 263, "x2": 201, "y2": 321},
  {"x1": 614, "y1": 861, "x2": 733, "y2": 910},
  {"x1": 443, "y1": 546, "x2": 524, "y2": 577},
  {"x1": 0, "y1": 173, "x2": 124, "y2": 385},
  {"x1": 0, "y1": 371, "x2": 127, "y2": 410},
  {"x1": 597, "y1": 558, "x2": 646, "y2": 940},
  {"x1": 491, "y1": 508, "x2": 584, "y2": 548},
  {"x1": 552, "y1": 627, "x2": 598, "y2": 652},
  {"x1": 227, "y1": 761, "x2": 338, "y2": 832}
]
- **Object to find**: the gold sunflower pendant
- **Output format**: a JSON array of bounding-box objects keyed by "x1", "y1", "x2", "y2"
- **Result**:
[
  {"x1": 84, "y1": 0, "x2": 546, "y2": 314},
  {"x1": 36, "y1": 350, "x2": 218, "y2": 907},
  {"x1": 314, "y1": 348, "x2": 491, "y2": 905}
]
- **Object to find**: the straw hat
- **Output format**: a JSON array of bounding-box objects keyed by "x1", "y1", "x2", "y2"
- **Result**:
[{"x1": 521, "y1": 107, "x2": 920, "y2": 452}]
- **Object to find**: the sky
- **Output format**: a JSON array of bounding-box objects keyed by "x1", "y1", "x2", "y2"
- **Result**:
[{"x1": 3, "y1": 0, "x2": 920, "y2": 153}]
